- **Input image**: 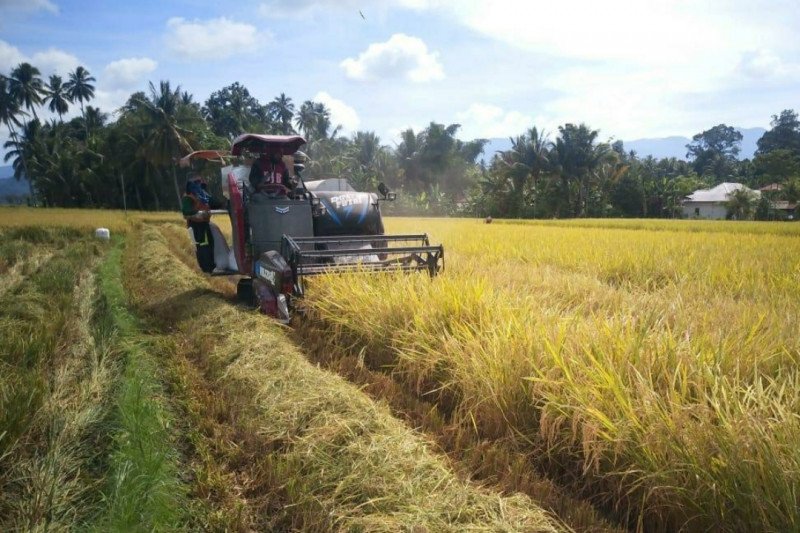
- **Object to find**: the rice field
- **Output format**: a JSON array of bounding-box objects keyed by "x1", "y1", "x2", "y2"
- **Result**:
[
  {"x1": 1, "y1": 206, "x2": 798, "y2": 532},
  {"x1": 302, "y1": 217, "x2": 800, "y2": 531}
]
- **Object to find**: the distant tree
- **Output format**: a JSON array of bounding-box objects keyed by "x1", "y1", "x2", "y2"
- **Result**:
[
  {"x1": 294, "y1": 100, "x2": 317, "y2": 140},
  {"x1": 500, "y1": 126, "x2": 551, "y2": 217},
  {"x1": 0, "y1": 76, "x2": 34, "y2": 197},
  {"x1": 345, "y1": 131, "x2": 384, "y2": 190},
  {"x1": 753, "y1": 149, "x2": 800, "y2": 184},
  {"x1": 726, "y1": 188, "x2": 758, "y2": 220},
  {"x1": 8, "y1": 63, "x2": 45, "y2": 121},
  {"x1": 611, "y1": 171, "x2": 644, "y2": 217},
  {"x1": 64, "y1": 66, "x2": 95, "y2": 125},
  {"x1": 686, "y1": 124, "x2": 742, "y2": 179},
  {"x1": 552, "y1": 123, "x2": 610, "y2": 217},
  {"x1": 131, "y1": 80, "x2": 206, "y2": 207},
  {"x1": 43, "y1": 74, "x2": 71, "y2": 123},
  {"x1": 203, "y1": 82, "x2": 270, "y2": 139},
  {"x1": 267, "y1": 93, "x2": 295, "y2": 135},
  {"x1": 3, "y1": 119, "x2": 41, "y2": 181},
  {"x1": 82, "y1": 106, "x2": 108, "y2": 138},
  {"x1": 756, "y1": 110, "x2": 800, "y2": 156}
]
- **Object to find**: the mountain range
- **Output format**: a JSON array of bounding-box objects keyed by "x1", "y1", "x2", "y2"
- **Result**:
[
  {"x1": 480, "y1": 127, "x2": 766, "y2": 162},
  {"x1": 0, "y1": 165, "x2": 30, "y2": 204}
]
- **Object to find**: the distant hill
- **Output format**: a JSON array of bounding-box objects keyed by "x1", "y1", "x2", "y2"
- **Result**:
[
  {"x1": 478, "y1": 127, "x2": 766, "y2": 162},
  {"x1": 0, "y1": 164, "x2": 13, "y2": 179},
  {"x1": 624, "y1": 127, "x2": 765, "y2": 160},
  {"x1": 0, "y1": 165, "x2": 30, "y2": 205}
]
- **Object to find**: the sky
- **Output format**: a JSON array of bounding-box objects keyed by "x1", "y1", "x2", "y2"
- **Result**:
[{"x1": 1, "y1": 0, "x2": 799, "y2": 156}]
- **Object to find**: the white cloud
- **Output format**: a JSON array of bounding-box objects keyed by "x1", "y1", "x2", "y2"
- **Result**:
[
  {"x1": 1, "y1": 0, "x2": 58, "y2": 13},
  {"x1": 0, "y1": 40, "x2": 25, "y2": 71},
  {"x1": 91, "y1": 89, "x2": 131, "y2": 116},
  {"x1": 737, "y1": 49, "x2": 800, "y2": 81},
  {"x1": 0, "y1": 40, "x2": 80, "y2": 77},
  {"x1": 456, "y1": 103, "x2": 535, "y2": 140},
  {"x1": 387, "y1": 0, "x2": 800, "y2": 138},
  {"x1": 165, "y1": 17, "x2": 266, "y2": 61},
  {"x1": 341, "y1": 33, "x2": 444, "y2": 83},
  {"x1": 30, "y1": 48, "x2": 80, "y2": 76},
  {"x1": 103, "y1": 57, "x2": 157, "y2": 90},
  {"x1": 313, "y1": 91, "x2": 360, "y2": 134}
]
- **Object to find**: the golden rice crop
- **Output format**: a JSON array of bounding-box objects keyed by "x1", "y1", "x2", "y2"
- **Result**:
[
  {"x1": 0, "y1": 207, "x2": 177, "y2": 234},
  {"x1": 302, "y1": 217, "x2": 800, "y2": 531}
]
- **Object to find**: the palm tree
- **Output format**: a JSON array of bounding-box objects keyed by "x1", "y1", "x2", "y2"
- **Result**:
[
  {"x1": 502, "y1": 126, "x2": 551, "y2": 217},
  {"x1": 64, "y1": 66, "x2": 96, "y2": 124},
  {"x1": 8, "y1": 63, "x2": 45, "y2": 121},
  {"x1": 44, "y1": 74, "x2": 71, "y2": 122},
  {"x1": 268, "y1": 93, "x2": 295, "y2": 135},
  {"x1": 552, "y1": 123, "x2": 605, "y2": 217},
  {"x1": 295, "y1": 100, "x2": 317, "y2": 139},
  {"x1": 133, "y1": 80, "x2": 202, "y2": 208},
  {"x1": 3, "y1": 120, "x2": 42, "y2": 194},
  {"x1": 726, "y1": 188, "x2": 758, "y2": 220},
  {"x1": 82, "y1": 105, "x2": 108, "y2": 137},
  {"x1": 0, "y1": 75, "x2": 34, "y2": 202}
]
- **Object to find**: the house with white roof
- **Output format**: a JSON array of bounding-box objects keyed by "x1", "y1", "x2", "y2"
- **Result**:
[{"x1": 681, "y1": 182, "x2": 760, "y2": 220}]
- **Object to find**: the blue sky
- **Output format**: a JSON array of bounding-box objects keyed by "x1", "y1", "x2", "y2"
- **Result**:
[{"x1": 1, "y1": 0, "x2": 799, "y2": 154}]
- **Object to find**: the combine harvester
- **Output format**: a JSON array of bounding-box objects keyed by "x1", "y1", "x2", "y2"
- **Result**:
[{"x1": 182, "y1": 134, "x2": 444, "y2": 322}]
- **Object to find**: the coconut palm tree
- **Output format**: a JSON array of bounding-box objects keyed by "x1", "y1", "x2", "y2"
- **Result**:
[
  {"x1": 1, "y1": 75, "x2": 34, "y2": 202},
  {"x1": 64, "y1": 66, "x2": 96, "y2": 123},
  {"x1": 295, "y1": 100, "x2": 317, "y2": 139},
  {"x1": 43, "y1": 74, "x2": 71, "y2": 122},
  {"x1": 502, "y1": 126, "x2": 551, "y2": 217},
  {"x1": 82, "y1": 105, "x2": 108, "y2": 138},
  {"x1": 133, "y1": 80, "x2": 203, "y2": 208},
  {"x1": 268, "y1": 93, "x2": 295, "y2": 135},
  {"x1": 3, "y1": 120, "x2": 42, "y2": 187},
  {"x1": 8, "y1": 63, "x2": 44, "y2": 121}
]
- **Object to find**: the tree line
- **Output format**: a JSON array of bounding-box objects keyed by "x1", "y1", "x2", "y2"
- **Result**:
[{"x1": 2, "y1": 61, "x2": 799, "y2": 219}]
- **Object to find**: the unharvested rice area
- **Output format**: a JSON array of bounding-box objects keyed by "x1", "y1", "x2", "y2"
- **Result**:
[{"x1": 298, "y1": 217, "x2": 800, "y2": 532}]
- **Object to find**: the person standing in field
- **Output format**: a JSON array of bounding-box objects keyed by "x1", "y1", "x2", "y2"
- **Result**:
[{"x1": 182, "y1": 173, "x2": 224, "y2": 273}]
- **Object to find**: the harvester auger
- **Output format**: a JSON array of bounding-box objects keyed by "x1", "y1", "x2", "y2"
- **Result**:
[{"x1": 180, "y1": 134, "x2": 444, "y2": 322}]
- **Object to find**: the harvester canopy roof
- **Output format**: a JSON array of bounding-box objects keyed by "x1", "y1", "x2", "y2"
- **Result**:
[
  {"x1": 231, "y1": 134, "x2": 306, "y2": 156},
  {"x1": 179, "y1": 150, "x2": 231, "y2": 167}
]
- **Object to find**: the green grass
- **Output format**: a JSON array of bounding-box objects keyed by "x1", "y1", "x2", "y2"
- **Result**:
[
  {"x1": 0, "y1": 231, "x2": 109, "y2": 530},
  {"x1": 91, "y1": 239, "x2": 188, "y2": 532}
]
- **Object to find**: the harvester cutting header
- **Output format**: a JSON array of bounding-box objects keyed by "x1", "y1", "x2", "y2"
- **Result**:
[{"x1": 181, "y1": 134, "x2": 444, "y2": 322}]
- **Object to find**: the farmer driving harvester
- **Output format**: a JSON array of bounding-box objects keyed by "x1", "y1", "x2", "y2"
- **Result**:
[{"x1": 249, "y1": 152, "x2": 293, "y2": 192}]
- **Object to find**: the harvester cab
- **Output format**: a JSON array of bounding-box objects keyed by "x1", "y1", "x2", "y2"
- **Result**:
[{"x1": 180, "y1": 134, "x2": 444, "y2": 323}]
